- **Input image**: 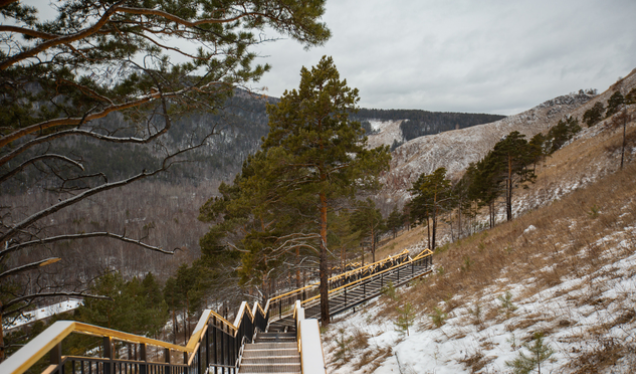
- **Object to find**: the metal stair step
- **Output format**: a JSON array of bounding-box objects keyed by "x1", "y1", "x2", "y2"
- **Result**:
[
  {"x1": 243, "y1": 349, "x2": 298, "y2": 358},
  {"x1": 239, "y1": 363, "x2": 301, "y2": 373},
  {"x1": 241, "y1": 357, "x2": 300, "y2": 364},
  {"x1": 244, "y1": 342, "x2": 298, "y2": 350}
]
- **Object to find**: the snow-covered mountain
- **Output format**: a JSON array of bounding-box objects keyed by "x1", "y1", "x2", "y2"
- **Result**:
[{"x1": 377, "y1": 90, "x2": 599, "y2": 203}]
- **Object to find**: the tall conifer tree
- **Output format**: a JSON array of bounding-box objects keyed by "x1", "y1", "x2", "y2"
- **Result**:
[{"x1": 247, "y1": 56, "x2": 390, "y2": 323}]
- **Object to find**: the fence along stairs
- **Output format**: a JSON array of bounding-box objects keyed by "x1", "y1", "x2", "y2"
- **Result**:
[{"x1": 0, "y1": 248, "x2": 432, "y2": 374}]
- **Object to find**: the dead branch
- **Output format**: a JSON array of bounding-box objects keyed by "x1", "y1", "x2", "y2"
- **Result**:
[{"x1": 0, "y1": 154, "x2": 84, "y2": 183}]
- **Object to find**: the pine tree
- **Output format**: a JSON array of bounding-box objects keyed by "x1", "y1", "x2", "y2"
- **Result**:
[
  {"x1": 505, "y1": 332, "x2": 554, "y2": 374},
  {"x1": 240, "y1": 56, "x2": 391, "y2": 324},
  {"x1": 491, "y1": 131, "x2": 537, "y2": 221},
  {"x1": 583, "y1": 102, "x2": 605, "y2": 127},
  {"x1": 394, "y1": 302, "x2": 416, "y2": 336},
  {"x1": 386, "y1": 206, "x2": 404, "y2": 239},
  {"x1": 606, "y1": 91, "x2": 625, "y2": 118},
  {"x1": 546, "y1": 117, "x2": 581, "y2": 153},
  {"x1": 408, "y1": 168, "x2": 453, "y2": 249},
  {"x1": 78, "y1": 272, "x2": 168, "y2": 336},
  {"x1": 349, "y1": 199, "x2": 386, "y2": 263}
]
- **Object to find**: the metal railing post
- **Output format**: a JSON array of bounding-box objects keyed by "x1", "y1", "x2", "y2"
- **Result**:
[
  {"x1": 104, "y1": 337, "x2": 113, "y2": 374},
  {"x1": 397, "y1": 267, "x2": 400, "y2": 283},
  {"x1": 344, "y1": 287, "x2": 347, "y2": 307},
  {"x1": 50, "y1": 342, "x2": 62, "y2": 370},
  {"x1": 165, "y1": 348, "x2": 171, "y2": 364},
  {"x1": 381, "y1": 273, "x2": 384, "y2": 289},
  {"x1": 205, "y1": 328, "x2": 210, "y2": 374},
  {"x1": 213, "y1": 323, "x2": 218, "y2": 374},
  {"x1": 140, "y1": 343, "x2": 147, "y2": 374}
]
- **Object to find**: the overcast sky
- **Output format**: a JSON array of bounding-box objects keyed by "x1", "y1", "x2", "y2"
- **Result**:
[{"x1": 249, "y1": 0, "x2": 636, "y2": 115}]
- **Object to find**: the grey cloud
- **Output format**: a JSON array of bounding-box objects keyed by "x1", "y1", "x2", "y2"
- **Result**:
[{"x1": 252, "y1": 0, "x2": 636, "y2": 115}]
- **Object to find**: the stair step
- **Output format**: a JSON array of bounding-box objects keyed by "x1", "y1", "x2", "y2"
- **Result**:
[
  {"x1": 241, "y1": 357, "x2": 300, "y2": 364},
  {"x1": 244, "y1": 349, "x2": 298, "y2": 358},
  {"x1": 239, "y1": 363, "x2": 301, "y2": 374},
  {"x1": 244, "y1": 342, "x2": 298, "y2": 350}
]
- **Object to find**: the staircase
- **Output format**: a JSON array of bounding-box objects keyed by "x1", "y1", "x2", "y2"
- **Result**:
[
  {"x1": 290, "y1": 258, "x2": 430, "y2": 322},
  {"x1": 239, "y1": 331, "x2": 301, "y2": 374}
]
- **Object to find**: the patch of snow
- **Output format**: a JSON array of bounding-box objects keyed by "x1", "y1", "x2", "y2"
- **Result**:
[
  {"x1": 523, "y1": 225, "x2": 537, "y2": 234},
  {"x1": 4, "y1": 299, "x2": 82, "y2": 331}
]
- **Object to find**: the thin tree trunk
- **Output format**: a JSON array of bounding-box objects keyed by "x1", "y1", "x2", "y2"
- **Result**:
[
  {"x1": 426, "y1": 216, "x2": 431, "y2": 249},
  {"x1": 432, "y1": 205, "x2": 437, "y2": 250},
  {"x1": 172, "y1": 301, "x2": 177, "y2": 344},
  {"x1": 621, "y1": 116, "x2": 627, "y2": 169},
  {"x1": 296, "y1": 247, "x2": 301, "y2": 288},
  {"x1": 371, "y1": 225, "x2": 376, "y2": 263},
  {"x1": 507, "y1": 155, "x2": 513, "y2": 221},
  {"x1": 0, "y1": 305, "x2": 4, "y2": 362},
  {"x1": 319, "y1": 192, "x2": 330, "y2": 325},
  {"x1": 458, "y1": 197, "x2": 462, "y2": 240}
]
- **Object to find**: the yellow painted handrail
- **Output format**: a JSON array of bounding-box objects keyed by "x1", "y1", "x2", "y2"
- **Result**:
[
  {"x1": 269, "y1": 249, "x2": 412, "y2": 302},
  {"x1": 301, "y1": 248, "x2": 433, "y2": 305},
  {"x1": 3, "y1": 299, "x2": 270, "y2": 374},
  {"x1": 3, "y1": 248, "x2": 430, "y2": 374}
]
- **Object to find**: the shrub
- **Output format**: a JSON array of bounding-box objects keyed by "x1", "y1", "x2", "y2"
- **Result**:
[
  {"x1": 498, "y1": 291, "x2": 518, "y2": 318},
  {"x1": 583, "y1": 102, "x2": 605, "y2": 127},
  {"x1": 381, "y1": 281, "x2": 399, "y2": 301},
  {"x1": 429, "y1": 306, "x2": 447, "y2": 328},
  {"x1": 505, "y1": 332, "x2": 554, "y2": 374},
  {"x1": 606, "y1": 91, "x2": 625, "y2": 118},
  {"x1": 460, "y1": 256, "x2": 474, "y2": 272},
  {"x1": 394, "y1": 302, "x2": 416, "y2": 336}
]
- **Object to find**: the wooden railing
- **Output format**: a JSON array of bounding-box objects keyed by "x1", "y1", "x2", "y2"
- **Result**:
[
  {"x1": 267, "y1": 248, "x2": 430, "y2": 320},
  {"x1": 302, "y1": 249, "x2": 433, "y2": 307},
  {"x1": 1, "y1": 248, "x2": 430, "y2": 374},
  {"x1": 2, "y1": 300, "x2": 270, "y2": 374}
]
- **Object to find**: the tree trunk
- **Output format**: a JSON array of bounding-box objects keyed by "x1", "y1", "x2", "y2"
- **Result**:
[
  {"x1": 371, "y1": 225, "x2": 376, "y2": 263},
  {"x1": 489, "y1": 201, "x2": 494, "y2": 228},
  {"x1": 621, "y1": 116, "x2": 627, "y2": 169},
  {"x1": 319, "y1": 192, "x2": 330, "y2": 325},
  {"x1": 0, "y1": 305, "x2": 4, "y2": 362},
  {"x1": 296, "y1": 247, "x2": 301, "y2": 288},
  {"x1": 507, "y1": 155, "x2": 513, "y2": 221},
  {"x1": 432, "y1": 205, "x2": 437, "y2": 250},
  {"x1": 458, "y1": 197, "x2": 462, "y2": 240},
  {"x1": 426, "y1": 216, "x2": 431, "y2": 249}
]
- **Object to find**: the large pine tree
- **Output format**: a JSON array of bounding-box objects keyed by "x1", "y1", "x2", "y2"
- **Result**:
[{"x1": 235, "y1": 56, "x2": 390, "y2": 323}]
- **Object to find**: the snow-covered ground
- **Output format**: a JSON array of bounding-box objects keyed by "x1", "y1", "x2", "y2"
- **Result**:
[
  {"x1": 4, "y1": 299, "x2": 82, "y2": 331},
  {"x1": 323, "y1": 226, "x2": 636, "y2": 373}
]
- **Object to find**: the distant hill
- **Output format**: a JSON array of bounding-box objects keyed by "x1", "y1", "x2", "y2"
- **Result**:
[{"x1": 354, "y1": 109, "x2": 505, "y2": 150}]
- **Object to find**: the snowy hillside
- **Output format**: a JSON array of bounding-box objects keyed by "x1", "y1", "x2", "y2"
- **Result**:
[
  {"x1": 379, "y1": 89, "x2": 596, "y2": 203},
  {"x1": 322, "y1": 158, "x2": 636, "y2": 373},
  {"x1": 366, "y1": 120, "x2": 404, "y2": 149},
  {"x1": 321, "y1": 69, "x2": 636, "y2": 373}
]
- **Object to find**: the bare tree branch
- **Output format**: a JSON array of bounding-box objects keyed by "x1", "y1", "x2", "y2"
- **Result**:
[
  {"x1": 3, "y1": 232, "x2": 173, "y2": 256},
  {"x1": 2, "y1": 292, "x2": 110, "y2": 313},
  {"x1": 0, "y1": 154, "x2": 84, "y2": 183},
  {"x1": 0, "y1": 257, "x2": 61, "y2": 280}
]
